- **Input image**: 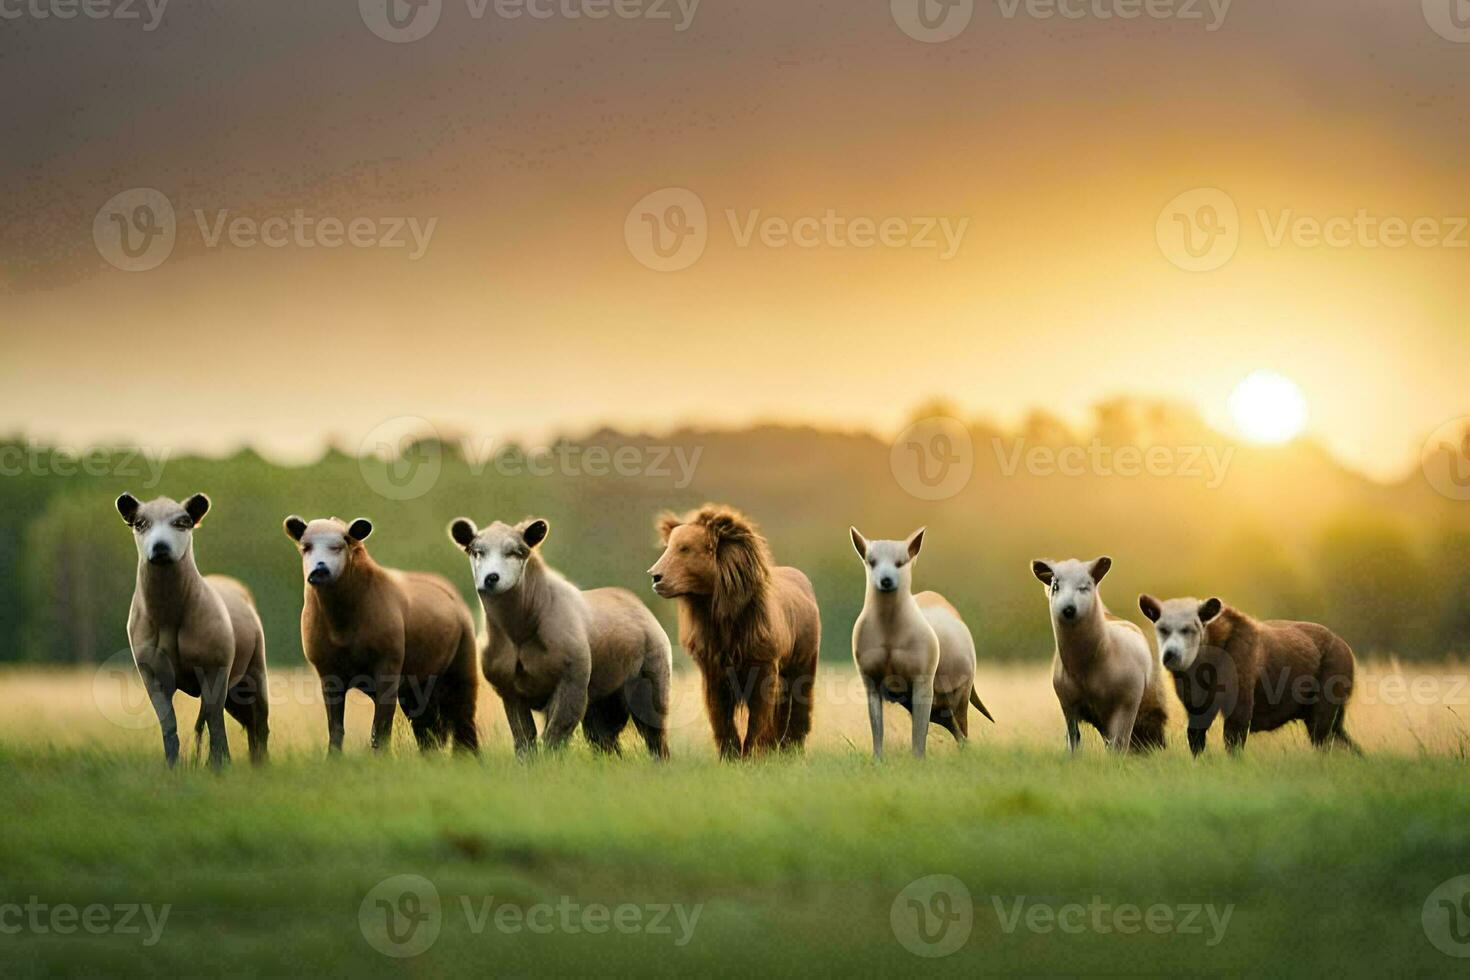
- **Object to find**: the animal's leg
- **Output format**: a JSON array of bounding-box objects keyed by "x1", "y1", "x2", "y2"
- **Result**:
[
  {"x1": 440, "y1": 632, "x2": 480, "y2": 753},
  {"x1": 861, "y1": 674, "x2": 885, "y2": 759},
  {"x1": 1105, "y1": 699, "x2": 1138, "y2": 754},
  {"x1": 369, "y1": 673, "x2": 401, "y2": 753},
  {"x1": 951, "y1": 694, "x2": 970, "y2": 742},
  {"x1": 1223, "y1": 719, "x2": 1249, "y2": 753},
  {"x1": 1306, "y1": 698, "x2": 1356, "y2": 752},
  {"x1": 741, "y1": 664, "x2": 780, "y2": 757},
  {"x1": 502, "y1": 695, "x2": 538, "y2": 757},
  {"x1": 1064, "y1": 709, "x2": 1081, "y2": 755},
  {"x1": 581, "y1": 695, "x2": 629, "y2": 755},
  {"x1": 626, "y1": 656, "x2": 670, "y2": 759},
  {"x1": 320, "y1": 674, "x2": 347, "y2": 755},
  {"x1": 199, "y1": 664, "x2": 232, "y2": 769},
  {"x1": 1186, "y1": 724, "x2": 1208, "y2": 756},
  {"x1": 702, "y1": 668, "x2": 742, "y2": 761},
  {"x1": 139, "y1": 665, "x2": 180, "y2": 767},
  {"x1": 779, "y1": 664, "x2": 815, "y2": 751},
  {"x1": 910, "y1": 674, "x2": 934, "y2": 759},
  {"x1": 224, "y1": 663, "x2": 269, "y2": 764},
  {"x1": 541, "y1": 673, "x2": 591, "y2": 750}
]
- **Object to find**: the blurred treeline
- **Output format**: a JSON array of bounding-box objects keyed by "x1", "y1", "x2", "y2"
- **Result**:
[{"x1": 4, "y1": 399, "x2": 1469, "y2": 667}]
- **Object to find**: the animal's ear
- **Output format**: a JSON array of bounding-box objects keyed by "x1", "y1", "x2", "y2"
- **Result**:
[
  {"x1": 116, "y1": 493, "x2": 140, "y2": 525},
  {"x1": 656, "y1": 511, "x2": 682, "y2": 544},
  {"x1": 905, "y1": 527, "x2": 926, "y2": 560},
  {"x1": 1031, "y1": 560, "x2": 1054, "y2": 586},
  {"x1": 1198, "y1": 597, "x2": 1223, "y2": 623},
  {"x1": 347, "y1": 518, "x2": 374, "y2": 542},
  {"x1": 522, "y1": 519, "x2": 549, "y2": 549},
  {"x1": 448, "y1": 518, "x2": 477, "y2": 549},
  {"x1": 284, "y1": 516, "x2": 307, "y2": 541},
  {"x1": 1139, "y1": 594, "x2": 1162, "y2": 623},
  {"x1": 183, "y1": 493, "x2": 211, "y2": 527},
  {"x1": 849, "y1": 526, "x2": 868, "y2": 559},
  {"x1": 1089, "y1": 556, "x2": 1113, "y2": 584}
]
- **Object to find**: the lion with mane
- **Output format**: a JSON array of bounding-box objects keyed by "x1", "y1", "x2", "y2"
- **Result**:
[{"x1": 648, "y1": 504, "x2": 821, "y2": 758}]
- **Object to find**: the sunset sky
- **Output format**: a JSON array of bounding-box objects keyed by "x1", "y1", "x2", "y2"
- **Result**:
[{"x1": 3, "y1": 1, "x2": 1468, "y2": 480}]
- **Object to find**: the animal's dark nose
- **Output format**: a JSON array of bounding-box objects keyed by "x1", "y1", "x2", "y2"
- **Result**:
[
  {"x1": 308, "y1": 563, "x2": 330, "y2": 584},
  {"x1": 150, "y1": 543, "x2": 169, "y2": 558},
  {"x1": 880, "y1": 576, "x2": 895, "y2": 591},
  {"x1": 483, "y1": 572, "x2": 500, "y2": 589},
  {"x1": 1163, "y1": 651, "x2": 1180, "y2": 668},
  {"x1": 1062, "y1": 604, "x2": 1077, "y2": 620},
  {"x1": 651, "y1": 573, "x2": 663, "y2": 584}
]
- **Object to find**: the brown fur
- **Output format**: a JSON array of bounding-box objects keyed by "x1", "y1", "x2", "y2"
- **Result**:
[
  {"x1": 1035, "y1": 558, "x2": 1168, "y2": 754},
  {"x1": 649, "y1": 505, "x2": 821, "y2": 759},
  {"x1": 1143, "y1": 596, "x2": 1358, "y2": 755},
  {"x1": 285, "y1": 516, "x2": 479, "y2": 754},
  {"x1": 448, "y1": 517, "x2": 672, "y2": 757},
  {"x1": 118, "y1": 493, "x2": 270, "y2": 767}
]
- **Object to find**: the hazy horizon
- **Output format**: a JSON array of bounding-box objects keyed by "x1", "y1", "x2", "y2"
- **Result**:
[{"x1": 5, "y1": 1, "x2": 1469, "y2": 481}]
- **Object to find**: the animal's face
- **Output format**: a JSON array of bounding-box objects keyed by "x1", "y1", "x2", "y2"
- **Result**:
[
  {"x1": 850, "y1": 527, "x2": 924, "y2": 594},
  {"x1": 117, "y1": 493, "x2": 209, "y2": 566},
  {"x1": 648, "y1": 521, "x2": 716, "y2": 598},
  {"x1": 284, "y1": 516, "x2": 373, "y2": 586},
  {"x1": 1032, "y1": 557, "x2": 1112, "y2": 625},
  {"x1": 1140, "y1": 595, "x2": 1223, "y2": 672},
  {"x1": 448, "y1": 517, "x2": 547, "y2": 596}
]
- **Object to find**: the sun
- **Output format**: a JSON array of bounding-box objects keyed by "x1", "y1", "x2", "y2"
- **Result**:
[{"x1": 1228, "y1": 371, "x2": 1308, "y2": 445}]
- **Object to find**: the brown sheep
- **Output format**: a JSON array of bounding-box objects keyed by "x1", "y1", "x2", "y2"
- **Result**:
[
  {"x1": 284, "y1": 515, "x2": 479, "y2": 754},
  {"x1": 1139, "y1": 595, "x2": 1360, "y2": 755}
]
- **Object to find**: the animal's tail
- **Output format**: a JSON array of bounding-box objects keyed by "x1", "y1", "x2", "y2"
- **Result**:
[{"x1": 970, "y1": 688, "x2": 995, "y2": 723}]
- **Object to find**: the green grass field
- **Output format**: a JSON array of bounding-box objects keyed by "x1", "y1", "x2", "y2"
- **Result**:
[{"x1": 3, "y1": 665, "x2": 1470, "y2": 976}]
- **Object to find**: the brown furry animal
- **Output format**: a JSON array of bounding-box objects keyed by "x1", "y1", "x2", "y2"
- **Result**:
[
  {"x1": 1034, "y1": 557, "x2": 1168, "y2": 753},
  {"x1": 1139, "y1": 595, "x2": 1359, "y2": 755},
  {"x1": 648, "y1": 505, "x2": 821, "y2": 759},
  {"x1": 284, "y1": 516, "x2": 479, "y2": 754},
  {"x1": 448, "y1": 517, "x2": 671, "y2": 757},
  {"x1": 117, "y1": 493, "x2": 270, "y2": 767}
]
